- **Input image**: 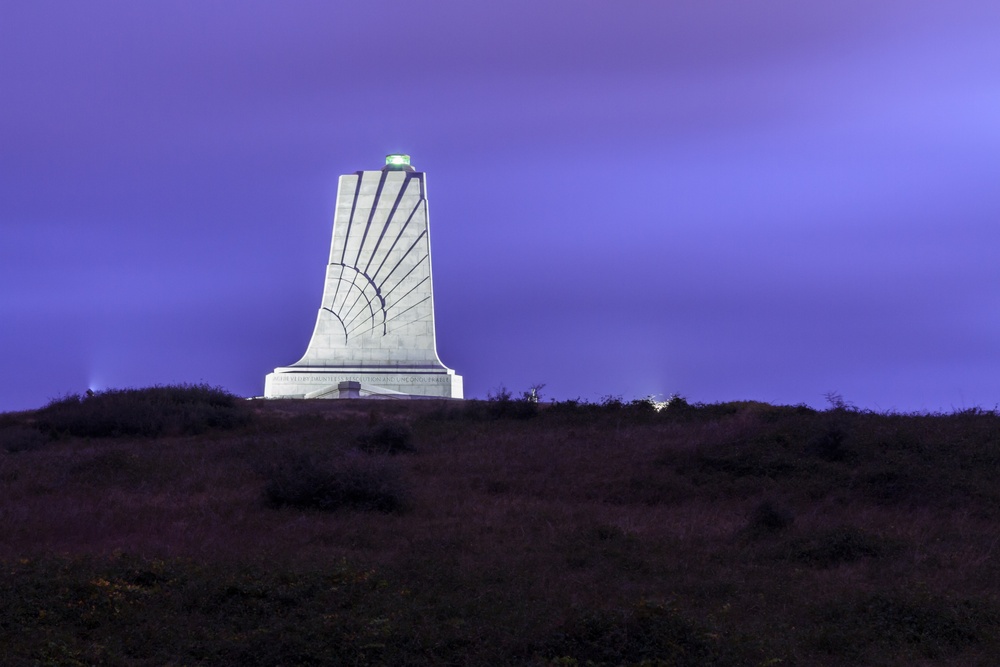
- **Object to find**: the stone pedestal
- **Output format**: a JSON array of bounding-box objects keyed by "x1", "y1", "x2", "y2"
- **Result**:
[
  {"x1": 264, "y1": 374, "x2": 462, "y2": 399},
  {"x1": 264, "y1": 155, "x2": 463, "y2": 399}
]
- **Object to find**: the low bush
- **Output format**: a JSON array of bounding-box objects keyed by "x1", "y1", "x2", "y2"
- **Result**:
[
  {"x1": 563, "y1": 524, "x2": 645, "y2": 572},
  {"x1": 35, "y1": 384, "x2": 251, "y2": 438},
  {"x1": 745, "y1": 499, "x2": 794, "y2": 538},
  {"x1": 863, "y1": 467, "x2": 919, "y2": 505},
  {"x1": 611, "y1": 473, "x2": 691, "y2": 506},
  {"x1": 693, "y1": 448, "x2": 800, "y2": 480},
  {"x1": 544, "y1": 398, "x2": 587, "y2": 416},
  {"x1": 662, "y1": 393, "x2": 690, "y2": 413},
  {"x1": 485, "y1": 386, "x2": 539, "y2": 420},
  {"x1": 773, "y1": 526, "x2": 898, "y2": 567},
  {"x1": 422, "y1": 390, "x2": 540, "y2": 421},
  {"x1": 807, "y1": 423, "x2": 854, "y2": 463},
  {"x1": 356, "y1": 421, "x2": 415, "y2": 454},
  {"x1": 0, "y1": 424, "x2": 48, "y2": 452},
  {"x1": 67, "y1": 448, "x2": 160, "y2": 489},
  {"x1": 263, "y1": 452, "x2": 409, "y2": 513}
]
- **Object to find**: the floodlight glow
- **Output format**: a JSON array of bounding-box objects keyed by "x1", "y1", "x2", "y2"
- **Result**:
[{"x1": 385, "y1": 154, "x2": 410, "y2": 166}]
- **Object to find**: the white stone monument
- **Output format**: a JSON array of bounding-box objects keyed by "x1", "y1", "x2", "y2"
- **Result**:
[{"x1": 264, "y1": 155, "x2": 463, "y2": 399}]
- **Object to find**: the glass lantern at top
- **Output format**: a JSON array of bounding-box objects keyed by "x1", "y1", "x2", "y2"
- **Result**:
[{"x1": 385, "y1": 154, "x2": 411, "y2": 167}]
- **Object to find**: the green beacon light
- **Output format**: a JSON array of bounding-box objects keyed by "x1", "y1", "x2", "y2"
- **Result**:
[{"x1": 384, "y1": 154, "x2": 413, "y2": 171}]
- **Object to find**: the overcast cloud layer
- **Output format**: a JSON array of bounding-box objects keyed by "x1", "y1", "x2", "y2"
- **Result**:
[{"x1": 2, "y1": 1, "x2": 999, "y2": 412}]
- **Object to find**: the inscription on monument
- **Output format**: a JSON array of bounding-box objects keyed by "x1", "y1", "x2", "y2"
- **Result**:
[{"x1": 272, "y1": 374, "x2": 450, "y2": 384}]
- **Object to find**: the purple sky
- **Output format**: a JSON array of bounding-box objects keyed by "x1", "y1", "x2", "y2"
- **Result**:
[{"x1": 3, "y1": 1, "x2": 999, "y2": 412}]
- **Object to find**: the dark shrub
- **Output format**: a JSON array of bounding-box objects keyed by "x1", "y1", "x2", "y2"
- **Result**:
[
  {"x1": 627, "y1": 397, "x2": 659, "y2": 412},
  {"x1": 746, "y1": 499, "x2": 794, "y2": 538},
  {"x1": 453, "y1": 399, "x2": 489, "y2": 420},
  {"x1": 823, "y1": 391, "x2": 855, "y2": 412},
  {"x1": 356, "y1": 421, "x2": 414, "y2": 454},
  {"x1": 488, "y1": 385, "x2": 513, "y2": 402},
  {"x1": 545, "y1": 398, "x2": 585, "y2": 416},
  {"x1": 485, "y1": 479, "x2": 512, "y2": 494},
  {"x1": 263, "y1": 453, "x2": 408, "y2": 513},
  {"x1": 600, "y1": 394, "x2": 625, "y2": 410},
  {"x1": 442, "y1": 386, "x2": 541, "y2": 421},
  {"x1": 695, "y1": 448, "x2": 798, "y2": 479},
  {"x1": 563, "y1": 524, "x2": 645, "y2": 572},
  {"x1": 664, "y1": 393, "x2": 690, "y2": 412},
  {"x1": 864, "y1": 468, "x2": 918, "y2": 505},
  {"x1": 612, "y1": 474, "x2": 690, "y2": 506},
  {"x1": 502, "y1": 397, "x2": 539, "y2": 420},
  {"x1": 483, "y1": 385, "x2": 538, "y2": 420},
  {"x1": 66, "y1": 448, "x2": 162, "y2": 489},
  {"x1": 808, "y1": 424, "x2": 854, "y2": 463},
  {"x1": 35, "y1": 385, "x2": 251, "y2": 438},
  {"x1": 788, "y1": 526, "x2": 896, "y2": 567},
  {"x1": 0, "y1": 424, "x2": 48, "y2": 452}
]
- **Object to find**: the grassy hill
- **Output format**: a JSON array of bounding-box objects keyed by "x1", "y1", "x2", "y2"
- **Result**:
[{"x1": 2, "y1": 387, "x2": 999, "y2": 666}]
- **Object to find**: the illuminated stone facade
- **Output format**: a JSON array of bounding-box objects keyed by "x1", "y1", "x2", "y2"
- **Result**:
[{"x1": 264, "y1": 156, "x2": 463, "y2": 399}]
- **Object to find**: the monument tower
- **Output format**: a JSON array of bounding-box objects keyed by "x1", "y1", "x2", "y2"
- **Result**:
[{"x1": 264, "y1": 154, "x2": 463, "y2": 399}]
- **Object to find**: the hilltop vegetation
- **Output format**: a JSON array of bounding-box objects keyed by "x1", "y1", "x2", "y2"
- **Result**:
[{"x1": 1, "y1": 386, "x2": 999, "y2": 665}]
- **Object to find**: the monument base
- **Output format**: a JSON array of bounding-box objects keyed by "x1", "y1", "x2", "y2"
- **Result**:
[{"x1": 263, "y1": 367, "x2": 463, "y2": 400}]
